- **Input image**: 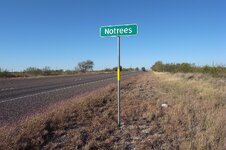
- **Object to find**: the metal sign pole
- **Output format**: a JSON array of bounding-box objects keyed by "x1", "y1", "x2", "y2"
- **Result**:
[
  {"x1": 117, "y1": 36, "x2": 121, "y2": 127},
  {"x1": 100, "y1": 24, "x2": 138, "y2": 127}
]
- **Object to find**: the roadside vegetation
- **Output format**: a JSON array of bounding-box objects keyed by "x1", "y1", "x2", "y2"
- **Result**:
[
  {"x1": 0, "y1": 72, "x2": 225, "y2": 149},
  {"x1": 0, "y1": 67, "x2": 74, "y2": 78},
  {"x1": 152, "y1": 61, "x2": 226, "y2": 77},
  {"x1": 0, "y1": 68, "x2": 16, "y2": 78},
  {"x1": 0, "y1": 60, "x2": 141, "y2": 78}
]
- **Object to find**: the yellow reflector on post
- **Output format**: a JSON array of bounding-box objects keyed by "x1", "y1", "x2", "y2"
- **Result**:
[{"x1": 117, "y1": 68, "x2": 120, "y2": 81}]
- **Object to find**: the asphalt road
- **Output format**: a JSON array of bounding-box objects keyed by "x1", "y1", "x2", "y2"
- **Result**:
[{"x1": 0, "y1": 72, "x2": 140, "y2": 125}]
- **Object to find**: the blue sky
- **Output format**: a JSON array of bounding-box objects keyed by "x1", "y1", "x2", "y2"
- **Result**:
[{"x1": 0, "y1": 0, "x2": 225, "y2": 71}]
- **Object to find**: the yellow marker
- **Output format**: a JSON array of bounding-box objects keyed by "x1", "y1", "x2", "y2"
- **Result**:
[{"x1": 117, "y1": 68, "x2": 120, "y2": 81}]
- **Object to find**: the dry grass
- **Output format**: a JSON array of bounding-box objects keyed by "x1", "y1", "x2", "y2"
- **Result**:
[
  {"x1": 0, "y1": 72, "x2": 225, "y2": 150},
  {"x1": 153, "y1": 72, "x2": 226, "y2": 150}
]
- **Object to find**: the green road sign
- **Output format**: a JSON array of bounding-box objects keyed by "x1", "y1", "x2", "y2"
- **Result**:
[{"x1": 100, "y1": 24, "x2": 138, "y2": 37}]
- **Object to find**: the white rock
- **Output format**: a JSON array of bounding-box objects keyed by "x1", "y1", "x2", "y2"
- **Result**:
[{"x1": 161, "y1": 103, "x2": 168, "y2": 108}]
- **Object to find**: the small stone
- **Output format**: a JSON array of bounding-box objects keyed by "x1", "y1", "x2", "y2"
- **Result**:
[{"x1": 161, "y1": 103, "x2": 168, "y2": 108}]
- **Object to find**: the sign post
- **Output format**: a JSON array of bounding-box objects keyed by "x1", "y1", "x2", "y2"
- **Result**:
[
  {"x1": 100, "y1": 24, "x2": 138, "y2": 127},
  {"x1": 117, "y1": 36, "x2": 121, "y2": 126}
]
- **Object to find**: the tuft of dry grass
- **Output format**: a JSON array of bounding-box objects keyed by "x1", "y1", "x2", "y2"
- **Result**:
[{"x1": 0, "y1": 72, "x2": 225, "y2": 149}]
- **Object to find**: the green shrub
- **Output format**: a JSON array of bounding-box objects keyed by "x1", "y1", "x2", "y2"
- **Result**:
[{"x1": 151, "y1": 61, "x2": 226, "y2": 77}]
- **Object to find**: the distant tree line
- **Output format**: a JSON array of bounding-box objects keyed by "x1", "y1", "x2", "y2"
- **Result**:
[
  {"x1": 102, "y1": 66, "x2": 144, "y2": 72},
  {"x1": 0, "y1": 67, "x2": 74, "y2": 78},
  {"x1": 0, "y1": 59, "x2": 143, "y2": 78},
  {"x1": 0, "y1": 60, "x2": 93, "y2": 78},
  {"x1": 24, "y1": 67, "x2": 66, "y2": 76},
  {"x1": 0, "y1": 68, "x2": 16, "y2": 78},
  {"x1": 151, "y1": 61, "x2": 226, "y2": 77}
]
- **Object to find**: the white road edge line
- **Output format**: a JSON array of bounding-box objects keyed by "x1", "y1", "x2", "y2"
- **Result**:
[
  {"x1": 0, "y1": 77, "x2": 115, "y2": 104},
  {"x1": 0, "y1": 88, "x2": 15, "y2": 91}
]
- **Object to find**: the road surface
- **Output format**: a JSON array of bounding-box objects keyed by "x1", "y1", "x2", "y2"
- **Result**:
[{"x1": 0, "y1": 72, "x2": 140, "y2": 125}]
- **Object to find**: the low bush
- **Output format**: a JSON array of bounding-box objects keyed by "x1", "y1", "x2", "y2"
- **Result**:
[{"x1": 151, "y1": 61, "x2": 226, "y2": 77}]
